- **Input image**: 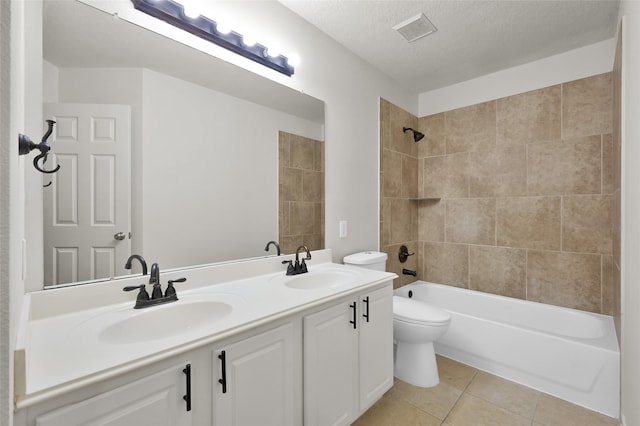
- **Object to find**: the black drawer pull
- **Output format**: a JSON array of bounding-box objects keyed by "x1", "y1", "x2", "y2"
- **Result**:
[
  {"x1": 363, "y1": 296, "x2": 370, "y2": 323},
  {"x1": 183, "y1": 364, "x2": 191, "y2": 412},
  {"x1": 218, "y1": 350, "x2": 227, "y2": 393},
  {"x1": 349, "y1": 302, "x2": 357, "y2": 329}
]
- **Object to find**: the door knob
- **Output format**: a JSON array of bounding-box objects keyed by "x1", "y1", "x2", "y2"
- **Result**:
[{"x1": 114, "y1": 232, "x2": 126, "y2": 241}]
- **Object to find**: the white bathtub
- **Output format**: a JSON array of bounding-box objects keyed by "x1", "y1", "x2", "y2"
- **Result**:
[{"x1": 394, "y1": 282, "x2": 620, "y2": 418}]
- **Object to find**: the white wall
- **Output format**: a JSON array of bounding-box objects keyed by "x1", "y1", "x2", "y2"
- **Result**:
[
  {"x1": 418, "y1": 38, "x2": 616, "y2": 116},
  {"x1": 0, "y1": 3, "x2": 12, "y2": 425},
  {"x1": 4, "y1": 1, "x2": 43, "y2": 425},
  {"x1": 619, "y1": 2, "x2": 640, "y2": 425}
]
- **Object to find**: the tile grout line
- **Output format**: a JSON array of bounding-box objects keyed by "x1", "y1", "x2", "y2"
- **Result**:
[
  {"x1": 441, "y1": 367, "x2": 479, "y2": 424},
  {"x1": 531, "y1": 391, "x2": 543, "y2": 426}
]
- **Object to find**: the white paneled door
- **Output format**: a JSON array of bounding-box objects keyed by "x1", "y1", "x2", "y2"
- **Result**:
[{"x1": 43, "y1": 103, "x2": 131, "y2": 286}]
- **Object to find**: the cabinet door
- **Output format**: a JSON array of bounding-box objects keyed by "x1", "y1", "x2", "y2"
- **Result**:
[
  {"x1": 359, "y1": 285, "x2": 394, "y2": 413},
  {"x1": 303, "y1": 300, "x2": 358, "y2": 426},
  {"x1": 35, "y1": 363, "x2": 193, "y2": 426},
  {"x1": 213, "y1": 322, "x2": 296, "y2": 426}
]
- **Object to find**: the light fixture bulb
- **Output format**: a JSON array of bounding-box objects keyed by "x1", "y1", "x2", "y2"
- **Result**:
[
  {"x1": 287, "y1": 54, "x2": 300, "y2": 67},
  {"x1": 216, "y1": 21, "x2": 231, "y2": 35},
  {"x1": 242, "y1": 34, "x2": 256, "y2": 47},
  {"x1": 181, "y1": 2, "x2": 200, "y2": 19},
  {"x1": 266, "y1": 46, "x2": 281, "y2": 58}
]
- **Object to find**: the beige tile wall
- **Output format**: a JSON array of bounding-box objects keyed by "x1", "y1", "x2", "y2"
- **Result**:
[
  {"x1": 279, "y1": 131, "x2": 324, "y2": 255},
  {"x1": 380, "y1": 71, "x2": 618, "y2": 315},
  {"x1": 380, "y1": 99, "x2": 419, "y2": 287}
]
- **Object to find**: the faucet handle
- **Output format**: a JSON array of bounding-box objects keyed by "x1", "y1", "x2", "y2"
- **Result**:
[
  {"x1": 123, "y1": 284, "x2": 150, "y2": 302},
  {"x1": 282, "y1": 260, "x2": 296, "y2": 276},
  {"x1": 165, "y1": 277, "x2": 186, "y2": 297}
]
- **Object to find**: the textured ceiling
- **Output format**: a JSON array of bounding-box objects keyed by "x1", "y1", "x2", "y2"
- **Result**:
[{"x1": 279, "y1": 0, "x2": 620, "y2": 93}]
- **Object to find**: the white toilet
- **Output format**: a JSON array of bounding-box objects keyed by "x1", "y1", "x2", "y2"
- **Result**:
[
  {"x1": 393, "y1": 295, "x2": 451, "y2": 387},
  {"x1": 342, "y1": 251, "x2": 388, "y2": 271},
  {"x1": 342, "y1": 252, "x2": 451, "y2": 387}
]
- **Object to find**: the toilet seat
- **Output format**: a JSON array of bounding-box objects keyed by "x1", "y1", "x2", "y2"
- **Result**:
[{"x1": 393, "y1": 296, "x2": 451, "y2": 326}]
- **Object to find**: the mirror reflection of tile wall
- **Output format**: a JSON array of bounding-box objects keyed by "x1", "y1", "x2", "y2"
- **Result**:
[{"x1": 278, "y1": 131, "x2": 325, "y2": 255}]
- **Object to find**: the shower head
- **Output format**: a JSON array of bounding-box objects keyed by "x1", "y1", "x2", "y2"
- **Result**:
[{"x1": 403, "y1": 127, "x2": 425, "y2": 142}]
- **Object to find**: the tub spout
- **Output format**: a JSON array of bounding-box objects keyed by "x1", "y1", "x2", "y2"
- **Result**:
[{"x1": 402, "y1": 268, "x2": 417, "y2": 276}]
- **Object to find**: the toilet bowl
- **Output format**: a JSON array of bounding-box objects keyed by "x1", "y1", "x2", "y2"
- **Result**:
[{"x1": 393, "y1": 295, "x2": 451, "y2": 388}]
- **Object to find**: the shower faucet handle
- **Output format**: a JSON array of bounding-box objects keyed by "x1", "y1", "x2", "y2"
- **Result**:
[{"x1": 398, "y1": 245, "x2": 415, "y2": 263}]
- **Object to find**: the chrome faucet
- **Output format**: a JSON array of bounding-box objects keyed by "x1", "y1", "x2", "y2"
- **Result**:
[{"x1": 124, "y1": 254, "x2": 148, "y2": 275}]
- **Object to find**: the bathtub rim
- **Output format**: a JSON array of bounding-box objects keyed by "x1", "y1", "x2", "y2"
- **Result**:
[{"x1": 395, "y1": 281, "x2": 619, "y2": 352}]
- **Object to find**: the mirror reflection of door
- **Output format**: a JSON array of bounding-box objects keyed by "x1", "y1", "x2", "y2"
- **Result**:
[{"x1": 43, "y1": 103, "x2": 131, "y2": 286}]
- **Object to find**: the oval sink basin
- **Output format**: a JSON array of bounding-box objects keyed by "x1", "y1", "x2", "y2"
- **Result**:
[
  {"x1": 98, "y1": 300, "x2": 232, "y2": 344},
  {"x1": 280, "y1": 270, "x2": 358, "y2": 290}
]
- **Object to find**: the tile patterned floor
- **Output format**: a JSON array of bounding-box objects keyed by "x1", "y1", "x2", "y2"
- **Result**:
[{"x1": 353, "y1": 356, "x2": 619, "y2": 426}]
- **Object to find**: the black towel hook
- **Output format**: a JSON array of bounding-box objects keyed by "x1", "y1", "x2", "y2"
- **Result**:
[{"x1": 18, "y1": 119, "x2": 61, "y2": 175}]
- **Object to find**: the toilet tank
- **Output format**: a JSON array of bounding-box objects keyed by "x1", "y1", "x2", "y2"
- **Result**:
[{"x1": 343, "y1": 251, "x2": 388, "y2": 271}]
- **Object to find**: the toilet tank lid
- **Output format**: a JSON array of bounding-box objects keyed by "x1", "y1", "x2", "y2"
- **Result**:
[
  {"x1": 393, "y1": 296, "x2": 451, "y2": 323},
  {"x1": 343, "y1": 251, "x2": 387, "y2": 265}
]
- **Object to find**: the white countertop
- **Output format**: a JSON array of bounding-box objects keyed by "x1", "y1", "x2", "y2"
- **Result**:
[{"x1": 14, "y1": 249, "x2": 396, "y2": 409}]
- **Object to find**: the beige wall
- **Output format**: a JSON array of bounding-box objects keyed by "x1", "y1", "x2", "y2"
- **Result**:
[
  {"x1": 382, "y1": 72, "x2": 617, "y2": 315},
  {"x1": 279, "y1": 131, "x2": 325, "y2": 255}
]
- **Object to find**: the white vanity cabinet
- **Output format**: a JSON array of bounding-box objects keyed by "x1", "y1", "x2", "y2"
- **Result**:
[
  {"x1": 29, "y1": 361, "x2": 196, "y2": 426},
  {"x1": 210, "y1": 321, "x2": 301, "y2": 426},
  {"x1": 303, "y1": 283, "x2": 394, "y2": 426},
  {"x1": 357, "y1": 285, "x2": 395, "y2": 412}
]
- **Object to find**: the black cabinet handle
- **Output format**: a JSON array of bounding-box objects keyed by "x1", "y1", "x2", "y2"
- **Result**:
[
  {"x1": 349, "y1": 302, "x2": 357, "y2": 329},
  {"x1": 218, "y1": 350, "x2": 227, "y2": 394},
  {"x1": 363, "y1": 296, "x2": 370, "y2": 323},
  {"x1": 182, "y1": 364, "x2": 191, "y2": 412}
]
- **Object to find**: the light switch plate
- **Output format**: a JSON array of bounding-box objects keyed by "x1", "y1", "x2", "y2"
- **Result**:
[{"x1": 339, "y1": 220, "x2": 348, "y2": 238}]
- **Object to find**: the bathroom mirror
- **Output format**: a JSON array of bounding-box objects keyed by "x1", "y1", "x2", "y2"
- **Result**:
[{"x1": 41, "y1": 0, "x2": 324, "y2": 287}]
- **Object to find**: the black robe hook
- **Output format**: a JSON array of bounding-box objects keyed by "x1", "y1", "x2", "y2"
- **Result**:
[{"x1": 18, "y1": 119, "x2": 61, "y2": 175}]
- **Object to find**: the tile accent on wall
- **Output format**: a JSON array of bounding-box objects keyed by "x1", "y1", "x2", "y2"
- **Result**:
[
  {"x1": 418, "y1": 113, "x2": 445, "y2": 157},
  {"x1": 279, "y1": 131, "x2": 324, "y2": 255},
  {"x1": 562, "y1": 72, "x2": 613, "y2": 139},
  {"x1": 382, "y1": 149, "x2": 402, "y2": 198},
  {"x1": 445, "y1": 198, "x2": 496, "y2": 245},
  {"x1": 469, "y1": 146, "x2": 527, "y2": 197},
  {"x1": 445, "y1": 101, "x2": 496, "y2": 154},
  {"x1": 526, "y1": 135, "x2": 602, "y2": 196},
  {"x1": 496, "y1": 85, "x2": 561, "y2": 146},
  {"x1": 527, "y1": 250, "x2": 601, "y2": 312},
  {"x1": 424, "y1": 242, "x2": 469, "y2": 288},
  {"x1": 418, "y1": 200, "x2": 444, "y2": 242},
  {"x1": 469, "y1": 246, "x2": 526, "y2": 299},
  {"x1": 496, "y1": 196, "x2": 561, "y2": 250},
  {"x1": 562, "y1": 195, "x2": 612, "y2": 254},
  {"x1": 381, "y1": 72, "x2": 616, "y2": 314},
  {"x1": 423, "y1": 153, "x2": 469, "y2": 198},
  {"x1": 380, "y1": 99, "x2": 419, "y2": 286}
]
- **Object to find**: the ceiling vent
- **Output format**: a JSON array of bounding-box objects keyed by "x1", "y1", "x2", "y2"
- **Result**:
[{"x1": 393, "y1": 13, "x2": 437, "y2": 43}]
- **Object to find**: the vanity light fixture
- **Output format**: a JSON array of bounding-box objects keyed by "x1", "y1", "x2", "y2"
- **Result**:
[{"x1": 131, "y1": 0, "x2": 296, "y2": 76}]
